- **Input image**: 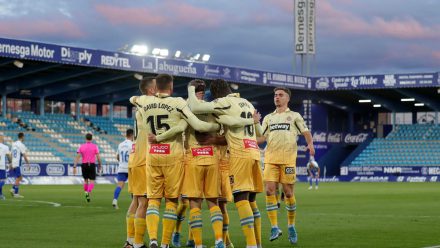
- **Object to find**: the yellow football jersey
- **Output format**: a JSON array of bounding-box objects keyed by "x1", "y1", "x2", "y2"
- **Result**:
[
  {"x1": 131, "y1": 94, "x2": 219, "y2": 166},
  {"x1": 128, "y1": 110, "x2": 147, "y2": 168},
  {"x1": 184, "y1": 111, "x2": 218, "y2": 166},
  {"x1": 210, "y1": 94, "x2": 260, "y2": 161},
  {"x1": 261, "y1": 108, "x2": 309, "y2": 164}
]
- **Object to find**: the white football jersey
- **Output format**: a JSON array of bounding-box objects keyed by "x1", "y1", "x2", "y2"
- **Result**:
[
  {"x1": 0, "y1": 143, "x2": 10, "y2": 170},
  {"x1": 308, "y1": 161, "x2": 319, "y2": 172},
  {"x1": 11, "y1": 140, "x2": 27, "y2": 168},
  {"x1": 117, "y1": 139, "x2": 133, "y2": 173}
]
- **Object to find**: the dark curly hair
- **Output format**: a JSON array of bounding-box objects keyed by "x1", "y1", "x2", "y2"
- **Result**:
[{"x1": 210, "y1": 79, "x2": 232, "y2": 99}]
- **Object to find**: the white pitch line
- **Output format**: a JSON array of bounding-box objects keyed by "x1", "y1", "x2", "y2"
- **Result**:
[
  {"x1": 303, "y1": 212, "x2": 440, "y2": 219},
  {"x1": 422, "y1": 246, "x2": 440, "y2": 248},
  {"x1": 0, "y1": 201, "x2": 104, "y2": 209},
  {"x1": 15, "y1": 200, "x2": 62, "y2": 207},
  {"x1": 63, "y1": 205, "x2": 104, "y2": 209}
]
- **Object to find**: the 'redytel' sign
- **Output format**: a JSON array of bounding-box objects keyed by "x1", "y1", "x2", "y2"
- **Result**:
[
  {"x1": 0, "y1": 37, "x2": 311, "y2": 90},
  {"x1": 0, "y1": 37, "x2": 437, "y2": 91}
]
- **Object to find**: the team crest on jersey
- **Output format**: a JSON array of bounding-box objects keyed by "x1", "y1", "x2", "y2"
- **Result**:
[
  {"x1": 149, "y1": 144, "x2": 170, "y2": 154},
  {"x1": 286, "y1": 116, "x2": 292, "y2": 121},
  {"x1": 285, "y1": 167, "x2": 295, "y2": 174},
  {"x1": 229, "y1": 175, "x2": 235, "y2": 185},
  {"x1": 269, "y1": 123, "x2": 290, "y2": 131}
]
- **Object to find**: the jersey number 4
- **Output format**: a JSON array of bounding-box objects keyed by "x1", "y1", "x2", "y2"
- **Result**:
[
  {"x1": 240, "y1": 111, "x2": 254, "y2": 137},
  {"x1": 147, "y1": 115, "x2": 170, "y2": 135}
]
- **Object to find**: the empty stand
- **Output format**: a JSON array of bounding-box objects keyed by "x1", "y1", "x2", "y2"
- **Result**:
[{"x1": 350, "y1": 124, "x2": 440, "y2": 167}]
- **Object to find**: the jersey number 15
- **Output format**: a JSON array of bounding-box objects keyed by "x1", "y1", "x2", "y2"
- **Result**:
[{"x1": 147, "y1": 115, "x2": 170, "y2": 135}]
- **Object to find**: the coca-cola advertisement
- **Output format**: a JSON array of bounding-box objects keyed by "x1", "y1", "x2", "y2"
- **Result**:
[{"x1": 344, "y1": 133, "x2": 370, "y2": 144}]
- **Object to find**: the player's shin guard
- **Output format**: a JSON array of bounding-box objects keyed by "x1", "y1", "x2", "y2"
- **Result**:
[
  {"x1": 266, "y1": 195, "x2": 278, "y2": 228},
  {"x1": 189, "y1": 208, "x2": 203, "y2": 246},
  {"x1": 126, "y1": 213, "x2": 135, "y2": 244},
  {"x1": 210, "y1": 206, "x2": 224, "y2": 242},
  {"x1": 161, "y1": 201, "x2": 178, "y2": 246},
  {"x1": 315, "y1": 178, "x2": 319, "y2": 186},
  {"x1": 83, "y1": 183, "x2": 88, "y2": 192},
  {"x1": 285, "y1": 196, "x2": 297, "y2": 227},
  {"x1": 235, "y1": 200, "x2": 257, "y2": 247},
  {"x1": 250, "y1": 201, "x2": 261, "y2": 246},
  {"x1": 175, "y1": 198, "x2": 189, "y2": 233},
  {"x1": 146, "y1": 199, "x2": 161, "y2": 241},
  {"x1": 134, "y1": 217, "x2": 146, "y2": 245},
  {"x1": 222, "y1": 209, "x2": 231, "y2": 244},
  {"x1": 114, "y1": 186, "x2": 122, "y2": 200}
]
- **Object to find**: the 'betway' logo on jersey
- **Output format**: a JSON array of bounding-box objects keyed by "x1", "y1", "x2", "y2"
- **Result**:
[
  {"x1": 269, "y1": 123, "x2": 290, "y2": 131},
  {"x1": 101, "y1": 53, "x2": 131, "y2": 68},
  {"x1": 158, "y1": 61, "x2": 197, "y2": 75},
  {"x1": 192, "y1": 146, "x2": 214, "y2": 156},
  {"x1": 149, "y1": 144, "x2": 170, "y2": 154}
]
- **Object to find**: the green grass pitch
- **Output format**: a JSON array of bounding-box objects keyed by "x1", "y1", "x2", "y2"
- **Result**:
[{"x1": 0, "y1": 183, "x2": 439, "y2": 248}]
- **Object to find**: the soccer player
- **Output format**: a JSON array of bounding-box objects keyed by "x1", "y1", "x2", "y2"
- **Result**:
[
  {"x1": 10, "y1": 132, "x2": 29, "y2": 198},
  {"x1": 73, "y1": 133, "x2": 102, "y2": 202},
  {"x1": 126, "y1": 76, "x2": 189, "y2": 248},
  {"x1": 187, "y1": 79, "x2": 264, "y2": 248},
  {"x1": 307, "y1": 156, "x2": 320, "y2": 190},
  {"x1": 179, "y1": 79, "x2": 257, "y2": 248},
  {"x1": 0, "y1": 135, "x2": 12, "y2": 200},
  {"x1": 132, "y1": 73, "x2": 220, "y2": 248},
  {"x1": 112, "y1": 128, "x2": 134, "y2": 209},
  {"x1": 258, "y1": 87, "x2": 315, "y2": 244},
  {"x1": 125, "y1": 77, "x2": 156, "y2": 248}
]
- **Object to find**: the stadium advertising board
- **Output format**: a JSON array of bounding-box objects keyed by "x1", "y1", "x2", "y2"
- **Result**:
[
  {"x1": 340, "y1": 166, "x2": 440, "y2": 182},
  {"x1": 313, "y1": 73, "x2": 438, "y2": 90},
  {"x1": 0, "y1": 37, "x2": 311, "y2": 90},
  {"x1": 1, "y1": 37, "x2": 436, "y2": 90},
  {"x1": 12, "y1": 163, "x2": 119, "y2": 177},
  {"x1": 311, "y1": 131, "x2": 370, "y2": 144},
  {"x1": 295, "y1": 0, "x2": 307, "y2": 54},
  {"x1": 307, "y1": 0, "x2": 316, "y2": 54}
]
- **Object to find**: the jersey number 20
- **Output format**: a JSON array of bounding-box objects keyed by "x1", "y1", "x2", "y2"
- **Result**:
[{"x1": 240, "y1": 111, "x2": 254, "y2": 137}]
